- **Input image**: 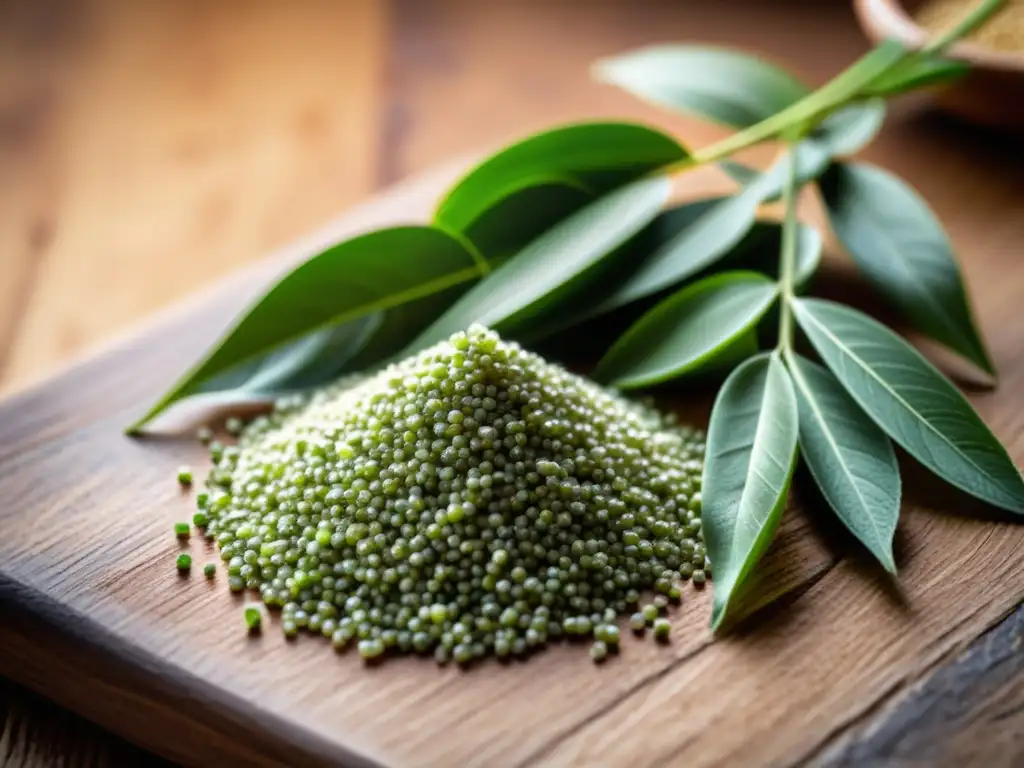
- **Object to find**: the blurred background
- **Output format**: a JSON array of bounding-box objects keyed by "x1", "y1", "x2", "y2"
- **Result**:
[{"x1": 0, "y1": 0, "x2": 1021, "y2": 764}]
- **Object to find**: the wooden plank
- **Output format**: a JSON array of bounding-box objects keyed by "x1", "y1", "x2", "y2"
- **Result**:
[
  {"x1": 0, "y1": 107, "x2": 1023, "y2": 764},
  {"x1": 0, "y1": 678, "x2": 170, "y2": 768},
  {"x1": 1, "y1": 1, "x2": 1022, "y2": 765},
  {"x1": 814, "y1": 601, "x2": 1024, "y2": 766},
  {"x1": 0, "y1": 154, "x2": 825, "y2": 767}
]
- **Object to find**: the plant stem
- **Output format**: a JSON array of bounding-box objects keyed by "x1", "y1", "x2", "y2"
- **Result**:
[
  {"x1": 923, "y1": 0, "x2": 1004, "y2": 54},
  {"x1": 776, "y1": 148, "x2": 800, "y2": 354},
  {"x1": 657, "y1": 0, "x2": 1002, "y2": 175}
]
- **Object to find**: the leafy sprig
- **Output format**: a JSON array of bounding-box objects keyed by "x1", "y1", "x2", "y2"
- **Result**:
[{"x1": 128, "y1": 0, "x2": 1023, "y2": 631}]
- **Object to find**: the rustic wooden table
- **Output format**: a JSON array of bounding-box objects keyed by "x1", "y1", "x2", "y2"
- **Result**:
[{"x1": 0, "y1": 1, "x2": 1021, "y2": 766}]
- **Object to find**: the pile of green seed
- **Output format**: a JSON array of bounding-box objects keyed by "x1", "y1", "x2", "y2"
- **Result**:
[{"x1": 194, "y1": 325, "x2": 707, "y2": 664}]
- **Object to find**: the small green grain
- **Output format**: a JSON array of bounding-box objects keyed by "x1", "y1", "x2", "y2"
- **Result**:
[
  {"x1": 244, "y1": 605, "x2": 262, "y2": 632},
  {"x1": 653, "y1": 617, "x2": 671, "y2": 641}
]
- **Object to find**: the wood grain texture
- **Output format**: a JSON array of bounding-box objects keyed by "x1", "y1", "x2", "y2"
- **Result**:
[
  {"x1": 0, "y1": 113, "x2": 1023, "y2": 766},
  {"x1": 0, "y1": 678, "x2": 170, "y2": 768},
  {"x1": 0, "y1": 0, "x2": 386, "y2": 395},
  {"x1": 1, "y1": 1, "x2": 1023, "y2": 765},
  {"x1": 816, "y1": 601, "x2": 1024, "y2": 766}
]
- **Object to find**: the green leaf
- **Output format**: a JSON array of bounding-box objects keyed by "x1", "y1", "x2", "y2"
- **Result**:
[
  {"x1": 410, "y1": 176, "x2": 673, "y2": 350},
  {"x1": 793, "y1": 298, "x2": 1024, "y2": 513},
  {"x1": 786, "y1": 353, "x2": 900, "y2": 571},
  {"x1": 460, "y1": 176, "x2": 595, "y2": 261},
  {"x1": 720, "y1": 100, "x2": 885, "y2": 203},
  {"x1": 703, "y1": 352, "x2": 799, "y2": 630},
  {"x1": 693, "y1": 41, "x2": 906, "y2": 164},
  {"x1": 128, "y1": 226, "x2": 483, "y2": 433},
  {"x1": 592, "y1": 176, "x2": 772, "y2": 315},
  {"x1": 820, "y1": 162, "x2": 994, "y2": 376},
  {"x1": 718, "y1": 160, "x2": 759, "y2": 187},
  {"x1": 593, "y1": 45, "x2": 810, "y2": 128},
  {"x1": 717, "y1": 220, "x2": 822, "y2": 289},
  {"x1": 434, "y1": 122, "x2": 686, "y2": 233},
  {"x1": 719, "y1": 144, "x2": 827, "y2": 203},
  {"x1": 594, "y1": 271, "x2": 778, "y2": 388},
  {"x1": 862, "y1": 54, "x2": 970, "y2": 97},
  {"x1": 811, "y1": 99, "x2": 886, "y2": 156},
  {"x1": 197, "y1": 315, "x2": 380, "y2": 395}
]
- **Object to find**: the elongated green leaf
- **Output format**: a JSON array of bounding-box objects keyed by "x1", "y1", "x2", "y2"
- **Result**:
[
  {"x1": 434, "y1": 122, "x2": 686, "y2": 233},
  {"x1": 688, "y1": 218, "x2": 821, "y2": 288},
  {"x1": 719, "y1": 144, "x2": 827, "y2": 203},
  {"x1": 717, "y1": 160, "x2": 759, "y2": 187},
  {"x1": 460, "y1": 176, "x2": 595, "y2": 261},
  {"x1": 812, "y1": 99, "x2": 886, "y2": 156},
  {"x1": 720, "y1": 100, "x2": 885, "y2": 203},
  {"x1": 703, "y1": 352, "x2": 799, "y2": 630},
  {"x1": 821, "y1": 162, "x2": 994, "y2": 376},
  {"x1": 593, "y1": 45, "x2": 810, "y2": 128},
  {"x1": 141, "y1": 318, "x2": 382, "y2": 426},
  {"x1": 128, "y1": 226, "x2": 483, "y2": 433},
  {"x1": 595, "y1": 271, "x2": 778, "y2": 388},
  {"x1": 787, "y1": 353, "x2": 900, "y2": 571},
  {"x1": 694, "y1": 41, "x2": 906, "y2": 164},
  {"x1": 198, "y1": 315, "x2": 380, "y2": 395},
  {"x1": 862, "y1": 54, "x2": 970, "y2": 97},
  {"x1": 536, "y1": 207, "x2": 821, "y2": 343},
  {"x1": 718, "y1": 221, "x2": 822, "y2": 288},
  {"x1": 793, "y1": 298, "x2": 1024, "y2": 513},
  {"x1": 410, "y1": 177, "x2": 672, "y2": 350},
  {"x1": 593, "y1": 175, "x2": 773, "y2": 316}
]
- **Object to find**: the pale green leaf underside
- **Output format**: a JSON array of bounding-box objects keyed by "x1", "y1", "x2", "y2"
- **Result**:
[
  {"x1": 129, "y1": 226, "x2": 483, "y2": 433},
  {"x1": 535, "y1": 205, "x2": 819, "y2": 340},
  {"x1": 410, "y1": 177, "x2": 673, "y2": 351},
  {"x1": 787, "y1": 353, "x2": 900, "y2": 571},
  {"x1": 594, "y1": 175, "x2": 772, "y2": 314},
  {"x1": 595, "y1": 271, "x2": 778, "y2": 388},
  {"x1": 702, "y1": 353, "x2": 799, "y2": 630},
  {"x1": 718, "y1": 220, "x2": 822, "y2": 288},
  {"x1": 593, "y1": 44, "x2": 810, "y2": 128},
  {"x1": 793, "y1": 298, "x2": 1024, "y2": 513},
  {"x1": 821, "y1": 161, "x2": 994, "y2": 376},
  {"x1": 197, "y1": 315, "x2": 381, "y2": 396}
]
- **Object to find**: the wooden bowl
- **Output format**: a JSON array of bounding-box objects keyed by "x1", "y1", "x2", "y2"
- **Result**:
[{"x1": 853, "y1": 0, "x2": 1024, "y2": 129}]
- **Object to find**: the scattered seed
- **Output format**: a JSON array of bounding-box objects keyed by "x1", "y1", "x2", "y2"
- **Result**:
[
  {"x1": 654, "y1": 617, "x2": 671, "y2": 642},
  {"x1": 244, "y1": 605, "x2": 262, "y2": 632}
]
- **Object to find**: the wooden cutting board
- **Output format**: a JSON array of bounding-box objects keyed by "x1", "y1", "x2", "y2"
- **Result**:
[{"x1": 1, "y1": 131, "x2": 1023, "y2": 767}]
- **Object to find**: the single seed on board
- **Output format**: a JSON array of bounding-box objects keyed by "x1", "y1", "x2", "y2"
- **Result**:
[
  {"x1": 654, "y1": 617, "x2": 671, "y2": 641},
  {"x1": 244, "y1": 605, "x2": 262, "y2": 632}
]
